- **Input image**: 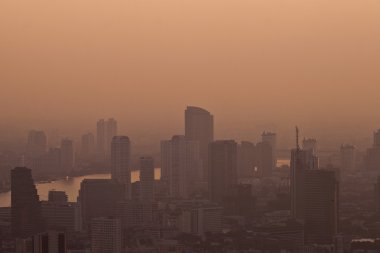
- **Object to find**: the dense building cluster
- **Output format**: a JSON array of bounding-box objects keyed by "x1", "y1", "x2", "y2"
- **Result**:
[{"x1": 2, "y1": 107, "x2": 380, "y2": 252}]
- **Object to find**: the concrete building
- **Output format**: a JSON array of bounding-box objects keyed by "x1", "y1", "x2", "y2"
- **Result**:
[
  {"x1": 111, "y1": 136, "x2": 131, "y2": 198},
  {"x1": 209, "y1": 140, "x2": 237, "y2": 203},
  {"x1": 261, "y1": 131, "x2": 277, "y2": 169},
  {"x1": 33, "y1": 231, "x2": 66, "y2": 253},
  {"x1": 185, "y1": 106, "x2": 214, "y2": 182},
  {"x1": 304, "y1": 169, "x2": 339, "y2": 245},
  {"x1": 11, "y1": 167, "x2": 43, "y2": 238},
  {"x1": 60, "y1": 138, "x2": 74, "y2": 173}
]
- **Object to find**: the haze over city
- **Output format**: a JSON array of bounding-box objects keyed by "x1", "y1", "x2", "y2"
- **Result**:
[
  {"x1": 2, "y1": 0, "x2": 380, "y2": 151},
  {"x1": 1, "y1": 0, "x2": 380, "y2": 252}
]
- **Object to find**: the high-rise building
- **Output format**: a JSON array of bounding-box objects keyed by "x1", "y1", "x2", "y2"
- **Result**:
[
  {"x1": 140, "y1": 157, "x2": 155, "y2": 202},
  {"x1": 32, "y1": 231, "x2": 66, "y2": 253},
  {"x1": 255, "y1": 141, "x2": 273, "y2": 177},
  {"x1": 209, "y1": 140, "x2": 237, "y2": 203},
  {"x1": 304, "y1": 169, "x2": 339, "y2": 245},
  {"x1": 111, "y1": 136, "x2": 131, "y2": 198},
  {"x1": 77, "y1": 179, "x2": 125, "y2": 230},
  {"x1": 41, "y1": 199, "x2": 77, "y2": 232},
  {"x1": 60, "y1": 138, "x2": 74, "y2": 173},
  {"x1": 340, "y1": 144, "x2": 356, "y2": 171},
  {"x1": 97, "y1": 118, "x2": 118, "y2": 158},
  {"x1": 161, "y1": 135, "x2": 201, "y2": 199},
  {"x1": 48, "y1": 190, "x2": 68, "y2": 203},
  {"x1": 303, "y1": 138, "x2": 317, "y2": 155},
  {"x1": 261, "y1": 132, "x2": 277, "y2": 169},
  {"x1": 91, "y1": 217, "x2": 122, "y2": 253},
  {"x1": 185, "y1": 106, "x2": 214, "y2": 182},
  {"x1": 81, "y1": 132, "x2": 95, "y2": 158},
  {"x1": 26, "y1": 130, "x2": 47, "y2": 158},
  {"x1": 237, "y1": 141, "x2": 256, "y2": 178},
  {"x1": 290, "y1": 148, "x2": 318, "y2": 221},
  {"x1": 375, "y1": 176, "x2": 380, "y2": 216},
  {"x1": 46, "y1": 147, "x2": 61, "y2": 173},
  {"x1": 11, "y1": 167, "x2": 43, "y2": 238}
]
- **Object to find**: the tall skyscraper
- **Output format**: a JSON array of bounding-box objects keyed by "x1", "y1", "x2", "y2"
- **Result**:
[
  {"x1": 185, "y1": 106, "x2": 214, "y2": 182},
  {"x1": 60, "y1": 138, "x2": 74, "y2": 173},
  {"x1": 26, "y1": 130, "x2": 47, "y2": 158},
  {"x1": 304, "y1": 169, "x2": 339, "y2": 245},
  {"x1": 91, "y1": 217, "x2": 122, "y2": 253},
  {"x1": 365, "y1": 130, "x2": 380, "y2": 170},
  {"x1": 111, "y1": 136, "x2": 131, "y2": 198},
  {"x1": 97, "y1": 118, "x2": 118, "y2": 158},
  {"x1": 290, "y1": 143, "x2": 319, "y2": 221},
  {"x1": 209, "y1": 140, "x2": 237, "y2": 203},
  {"x1": 139, "y1": 156, "x2": 155, "y2": 202},
  {"x1": 261, "y1": 131, "x2": 277, "y2": 169},
  {"x1": 11, "y1": 167, "x2": 43, "y2": 238},
  {"x1": 161, "y1": 135, "x2": 201, "y2": 199},
  {"x1": 81, "y1": 132, "x2": 95, "y2": 158},
  {"x1": 340, "y1": 144, "x2": 356, "y2": 171}
]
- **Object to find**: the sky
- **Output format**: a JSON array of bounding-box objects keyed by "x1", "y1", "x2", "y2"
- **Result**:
[{"x1": 1, "y1": 0, "x2": 380, "y2": 149}]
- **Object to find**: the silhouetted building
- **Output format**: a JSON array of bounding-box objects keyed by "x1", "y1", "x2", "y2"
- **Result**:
[
  {"x1": 140, "y1": 157, "x2": 155, "y2": 202},
  {"x1": 375, "y1": 176, "x2": 380, "y2": 216},
  {"x1": 11, "y1": 167, "x2": 43, "y2": 238},
  {"x1": 256, "y1": 141, "x2": 273, "y2": 177},
  {"x1": 223, "y1": 184, "x2": 255, "y2": 217},
  {"x1": 48, "y1": 190, "x2": 68, "y2": 204},
  {"x1": 81, "y1": 132, "x2": 95, "y2": 158},
  {"x1": 237, "y1": 141, "x2": 255, "y2": 178},
  {"x1": 185, "y1": 106, "x2": 214, "y2": 182},
  {"x1": 26, "y1": 130, "x2": 47, "y2": 158},
  {"x1": 33, "y1": 231, "x2": 66, "y2": 253},
  {"x1": 91, "y1": 217, "x2": 122, "y2": 253},
  {"x1": 77, "y1": 179, "x2": 125, "y2": 231},
  {"x1": 262, "y1": 131, "x2": 277, "y2": 169},
  {"x1": 111, "y1": 136, "x2": 131, "y2": 198},
  {"x1": 209, "y1": 140, "x2": 237, "y2": 203},
  {"x1": 47, "y1": 147, "x2": 61, "y2": 173},
  {"x1": 304, "y1": 169, "x2": 339, "y2": 245},
  {"x1": 161, "y1": 135, "x2": 201, "y2": 199},
  {"x1": 97, "y1": 118, "x2": 117, "y2": 159},
  {"x1": 340, "y1": 144, "x2": 356, "y2": 171},
  {"x1": 60, "y1": 138, "x2": 74, "y2": 173},
  {"x1": 291, "y1": 148, "x2": 318, "y2": 221},
  {"x1": 41, "y1": 201, "x2": 77, "y2": 232}
]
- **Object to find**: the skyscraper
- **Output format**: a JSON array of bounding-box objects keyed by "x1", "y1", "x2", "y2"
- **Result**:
[
  {"x1": 304, "y1": 169, "x2": 339, "y2": 245},
  {"x1": 209, "y1": 140, "x2": 237, "y2": 203},
  {"x1": 97, "y1": 118, "x2": 118, "y2": 158},
  {"x1": 161, "y1": 135, "x2": 201, "y2": 199},
  {"x1": 365, "y1": 130, "x2": 380, "y2": 170},
  {"x1": 91, "y1": 217, "x2": 122, "y2": 253},
  {"x1": 60, "y1": 138, "x2": 74, "y2": 173},
  {"x1": 139, "y1": 156, "x2": 155, "y2": 202},
  {"x1": 261, "y1": 131, "x2": 277, "y2": 169},
  {"x1": 11, "y1": 167, "x2": 43, "y2": 238},
  {"x1": 26, "y1": 130, "x2": 47, "y2": 158},
  {"x1": 185, "y1": 106, "x2": 214, "y2": 182},
  {"x1": 290, "y1": 147, "x2": 319, "y2": 221},
  {"x1": 32, "y1": 231, "x2": 66, "y2": 253},
  {"x1": 111, "y1": 136, "x2": 131, "y2": 198}
]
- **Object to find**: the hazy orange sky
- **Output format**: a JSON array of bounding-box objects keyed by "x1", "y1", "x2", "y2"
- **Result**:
[{"x1": 1, "y1": 0, "x2": 380, "y2": 148}]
